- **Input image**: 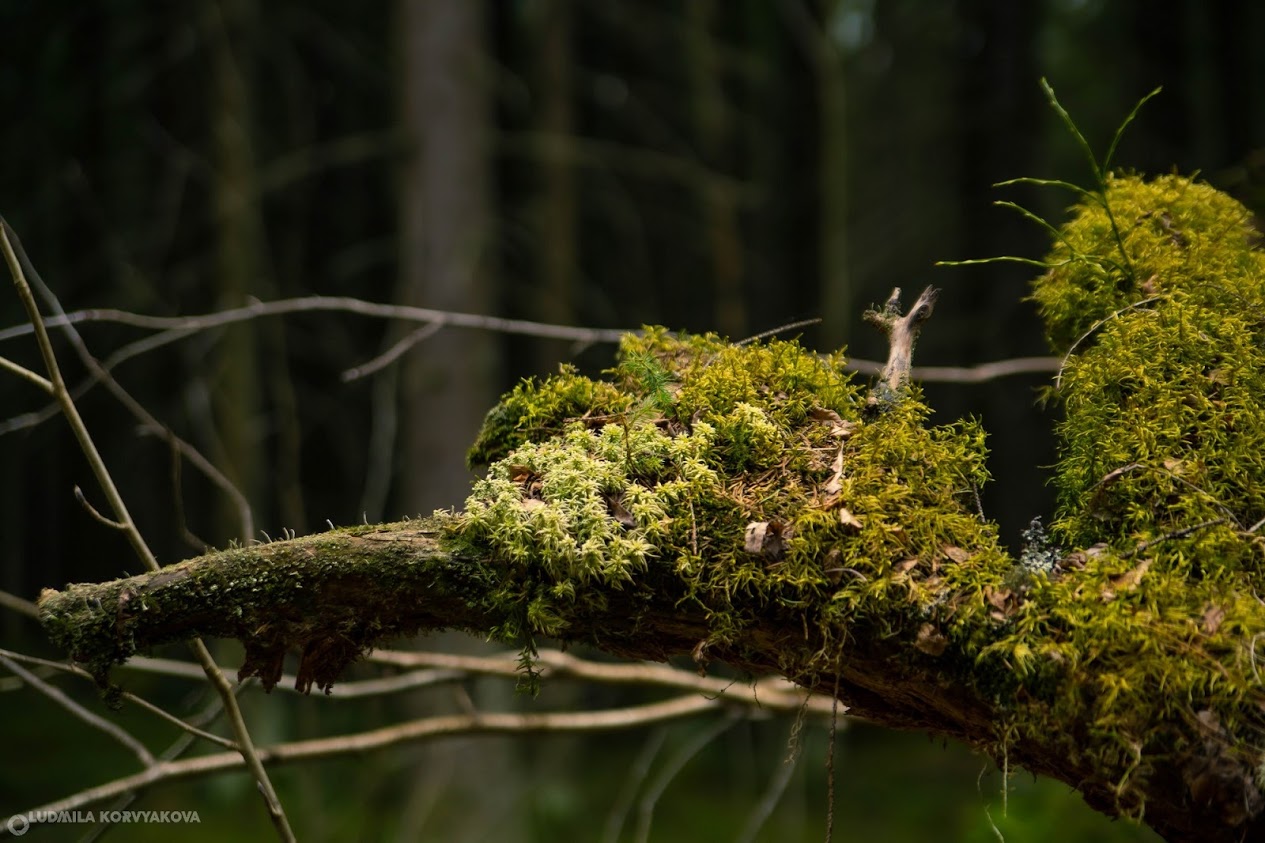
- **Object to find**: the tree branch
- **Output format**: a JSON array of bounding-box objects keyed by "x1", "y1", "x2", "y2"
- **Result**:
[{"x1": 34, "y1": 516, "x2": 1265, "y2": 843}]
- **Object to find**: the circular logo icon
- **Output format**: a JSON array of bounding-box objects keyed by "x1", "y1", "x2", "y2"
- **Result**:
[{"x1": 6, "y1": 815, "x2": 29, "y2": 836}]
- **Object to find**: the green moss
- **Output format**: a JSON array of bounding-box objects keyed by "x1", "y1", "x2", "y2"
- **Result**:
[
  {"x1": 1009, "y1": 172, "x2": 1265, "y2": 816},
  {"x1": 446, "y1": 329, "x2": 1009, "y2": 667},
  {"x1": 447, "y1": 173, "x2": 1265, "y2": 820},
  {"x1": 1029, "y1": 173, "x2": 1264, "y2": 352}
]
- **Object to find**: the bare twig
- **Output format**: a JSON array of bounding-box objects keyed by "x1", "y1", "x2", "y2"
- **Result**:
[
  {"x1": 1, "y1": 219, "x2": 293, "y2": 841},
  {"x1": 0, "y1": 353, "x2": 52, "y2": 393},
  {"x1": 369, "y1": 648, "x2": 839, "y2": 716},
  {"x1": 601, "y1": 729, "x2": 668, "y2": 843},
  {"x1": 1055, "y1": 295, "x2": 1164, "y2": 388},
  {"x1": 0, "y1": 653, "x2": 154, "y2": 766},
  {"x1": 341, "y1": 320, "x2": 443, "y2": 382},
  {"x1": 736, "y1": 720, "x2": 801, "y2": 843},
  {"x1": 634, "y1": 711, "x2": 741, "y2": 843},
  {"x1": 1126, "y1": 518, "x2": 1229, "y2": 558},
  {"x1": 16, "y1": 694, "x2": 733, "y2": 820},
  {"x1": 0, "y1": 589, "x2": 38, "y2": 619},
  {"x1": 0, "y1": 294, "x2": 631, "y2": 345},
  {"x1": 845, "y1": 355, "x2": 1059, "y2": 382},
  {"x1": 74, "y1": 485, "x2": 128, "y2": 531}
]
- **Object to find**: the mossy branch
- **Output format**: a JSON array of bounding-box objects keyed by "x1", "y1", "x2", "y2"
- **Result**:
[{"x1": 35, "y1": 513, "x2": 1265, "y2": 843}]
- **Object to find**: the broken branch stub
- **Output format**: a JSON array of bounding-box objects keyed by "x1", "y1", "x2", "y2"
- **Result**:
[{"x1": 863, "y1": 285, "x2": 938, "y2": 410}]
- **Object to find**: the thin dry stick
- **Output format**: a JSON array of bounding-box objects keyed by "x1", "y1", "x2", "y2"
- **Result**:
[
  {"x1": 845, "y1": 356, "x2": 1059, "y2": 382},
  {"x1": 1, "y1": 221, "x2": 295, "y2": 842},
  {"x1": 341, "y1": 320, "x2": 443, "y2": 382},
  {"x1": 370, "y1": 647, "x2": 840, "y2": 716},
  {"x1": 735, "y1": 720, "x2": 801, "y2": 843},
  {"x1": 0, "y1": 294, "x2": 631, "y2": 344},
  {"x1": 1054, "y1": 295, "x2": 1164, "y2": 388},
  {"x1": 634, "y1": 711, "x2": 742, "y2": 843},
  {"x1": 825, "y1": 669, "x2": 842, "y2": 842},
  {"x1": 601, "y1": 728, "x2": 668, "y2": 843},
  {"x1": 19, "y1": 695, "x2": 726, "y2": 819},
  {"x1": 0, "y1": 589, "x2": 38, "y2": 619},
  {"x1": 1, "y1": 647, "x2": 465, "y2": 701},
  {"x1": 0, "y1": 654, "x2": 154, "y2": 766},
  {"x1": 13, "y1": 243, "x2": 255, "y2": 540},
  {"x1": 0, "y1": 352, "x2": 52, "y2": 392}
]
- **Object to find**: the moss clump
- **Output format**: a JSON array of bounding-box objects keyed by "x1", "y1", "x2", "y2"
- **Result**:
[
  {"x1": 1034, "y1": 175, "x2": 1265, "y2": 566},
  {"x1": 1030, "y1": 173, "x2": 1264, "y2": 353},
  {"x1": 446, "y1": 328, "x2": 1009, "y2": 670},
  {"x1": 1003, "y1": 172, "x2": 1265, "y2": 817}
]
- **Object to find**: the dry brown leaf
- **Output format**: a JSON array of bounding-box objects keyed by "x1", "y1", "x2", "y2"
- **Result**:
[
  {"x1": 1109, "y1": 558, "x2": 1152, "y2": 591},
  {"x1": 809, "y1": 406, "x2": 842, "y2": 422},
  {"x1": 914, "y1": 623, "x2": 948, "y2": 657},
  {"x1": 894, "y1": 558, "x2": 919, "y2": 574},
  {"x1": 838, "y1": 508, "x2": 863, "y2": 529},
  {"x1": 942, "y1": 546, "x2": 970, "y2": 564},
  {"x1": 823, "y1": 447, "x2": 845, "y2": 496}
]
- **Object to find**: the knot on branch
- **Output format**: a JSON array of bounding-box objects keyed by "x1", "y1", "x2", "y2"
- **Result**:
[{"x1": 863, "y1": 285, "x2": 938, "y2": 411}]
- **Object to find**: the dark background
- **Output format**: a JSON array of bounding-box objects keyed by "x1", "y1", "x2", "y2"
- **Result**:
[{"x1": 1, "y1": 1, "x2": 1262, "y2": 840}]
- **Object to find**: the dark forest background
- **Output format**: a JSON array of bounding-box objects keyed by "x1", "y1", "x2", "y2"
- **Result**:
[{"x1": 1, "y1": 1, "x2": 1263, "y2": 840}]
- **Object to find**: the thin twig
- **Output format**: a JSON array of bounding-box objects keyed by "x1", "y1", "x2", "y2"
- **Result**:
[
  {"x1": 736, "y1": 317, "x2": 823, "y2": 346},
  {"x1": 0, "y1": 589, "x2": 38, "y2": 619},
  {"x1": 0, "y1": 294, "x2": 631, "y2": 345},
  {"x1": 1, "y1": 219, "x2": 293, "y2": 841},
  {"x1": 369, "y1": 648, "x2": 840, "y2": 716},
  {"x1": 1125, "y1": 518, "x2": 1229, "y2": 558},
  {"x1": 74, "y1": 485, "x2": 128, "y2": 530},
  {"x1": 736, "y1": 720, "x2": 801, "y2": 843},
  {"x1": 16, "y1": 695, "x2": 729, "y2": 820},
  {"x1": 601, "y1": 729, "x2": 668, "y2": 843},
  {"x1": 825, "y1": 669, "x2": 842, "y2": 842},
  {"x1": 845, "y1": 356, "x2": 1060, "y2": 383},
  {"x1": 341, "y1": 320, "x2": 443, "y2": 382},
  {"x1": 0, "y1": 653, "x2": 154, "y2": 766},
  {"x1": 634, "y1": 711, "x2": 741, "y2": 843},
  {"x1": 1055, "y1": 296, "x2": 1163, "y2": 388},
  {"x1": 0, "y1": 353, "x2": 52, "y2": 393}
]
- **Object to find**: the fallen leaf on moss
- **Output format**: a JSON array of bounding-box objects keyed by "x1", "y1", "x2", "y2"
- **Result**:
[
  {"x1": 914, "y1": 623, "x2": 947, "y2": 656},
  {"x1": 1202, "y1": 604, "x2": 1226, "y2": 635},
  {"x1": 1102, "y1": 558, "x2": 1152, "y2": 600}
]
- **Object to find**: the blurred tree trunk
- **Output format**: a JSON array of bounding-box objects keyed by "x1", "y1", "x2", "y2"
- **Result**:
[
  {"x1": 396, "y1": 4, "x2": 517, "y2": 842},
  {"x1": 810, "y1": 0, "x2": 850, "y2": 349},
  {"x1": 396, "y1": 0, "x2": 498, "y2": 516},
  {"x1": 206, "y1": 0, "x2": 265, "y2": 542},
  {"x1": 688, "y1": 0, "x2": 747, "y2": 339},
  {"x1": 531, "y1": 0, "x2": 578, "y2": 375}
]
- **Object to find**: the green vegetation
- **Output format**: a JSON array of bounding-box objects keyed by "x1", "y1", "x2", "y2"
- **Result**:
[
  {"x1": 449, "y1": 327, "x2": 1009, "y2": 678},
  {"x1": 447, "y1": 165, "x2": 1265, "y2": 824}
]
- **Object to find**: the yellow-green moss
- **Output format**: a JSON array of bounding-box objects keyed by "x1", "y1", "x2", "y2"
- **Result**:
[
  {"x1": 446, "y1": 329, "x2": 1010, "y2": 670},
  {"x1": 446, "y1": 174, "x2": 1265, "y2": 819},
  {"x1": 1000, "y1": 172, "x2": 1265, "y2": 815}
]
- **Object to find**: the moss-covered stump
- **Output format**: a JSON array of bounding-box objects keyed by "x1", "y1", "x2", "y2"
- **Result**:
[{"x1": 34, "y1": 175, "x2": 1265, "y2": 843}]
